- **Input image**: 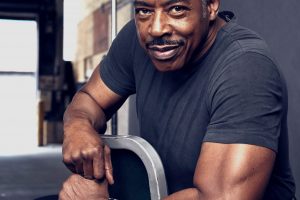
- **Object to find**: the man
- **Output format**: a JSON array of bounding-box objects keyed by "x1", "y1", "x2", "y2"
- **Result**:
[{"x1": 59, "y1": 0, "x2": 296, "y2": 199}]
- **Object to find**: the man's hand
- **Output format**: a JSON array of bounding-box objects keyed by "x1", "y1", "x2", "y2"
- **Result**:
[
  {"x1": 62, "y1": 65, "x2": 124, "y2": 185},
  {"x1": 59, "y1": 174, "x2": 109, "y2": 200},
  {"x1": 62, "y1": 126, "x2": 114, "y2": 184}
]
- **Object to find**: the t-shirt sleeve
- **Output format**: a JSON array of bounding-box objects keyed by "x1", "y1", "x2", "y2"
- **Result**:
[
  {"x1": 204, "y1": 52, "x2": 284, "y2": 152},
  {"x1": 99, "y1": 20, "x2": 136, "y2": 97}
]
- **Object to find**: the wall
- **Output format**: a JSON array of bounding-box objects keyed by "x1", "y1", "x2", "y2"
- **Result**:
[
  {"x1": 74, "y1": 0, "x2": 133, "y2": 135},
  {"x1": 220, "y1": 1, "x2": 300, "y2": 198}
]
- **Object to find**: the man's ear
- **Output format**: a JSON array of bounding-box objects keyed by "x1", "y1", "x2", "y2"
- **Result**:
[{"x1": 207, "y1": 0, "x2": 220, "y2": 21}]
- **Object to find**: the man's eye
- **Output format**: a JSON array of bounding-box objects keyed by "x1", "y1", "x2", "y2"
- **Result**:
[
  {"x1": 169, "y1": 6, "x2": 188, "y2": 16},
  {"x1": 135, "y1": 8, "x2": 152, "y2": 16}
]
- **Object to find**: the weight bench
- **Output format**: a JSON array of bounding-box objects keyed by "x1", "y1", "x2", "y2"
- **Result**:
[{"x1": 101, "y1": 135, "x2": 168, "y2": 200}]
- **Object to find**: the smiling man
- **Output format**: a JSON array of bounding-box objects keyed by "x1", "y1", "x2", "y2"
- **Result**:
[
  {"x1": 59, "y1": 0, "x2": 296, "y2": 199},
  {"x1": 135, "y1": 0, "x2": 220, "y2": 71}
]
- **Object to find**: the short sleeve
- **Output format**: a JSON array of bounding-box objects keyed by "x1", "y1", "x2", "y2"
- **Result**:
[
  {"x1": 204, "y1": 52, "x2": 284, "y2": 152},
  {"x1": 99, "y1": 20, "x2": 137, "y2": 97}
]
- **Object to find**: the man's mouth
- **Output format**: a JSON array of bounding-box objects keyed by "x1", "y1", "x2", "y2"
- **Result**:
[{"x1": 147, "y1": 45, "x2": 181, "y2": 61}]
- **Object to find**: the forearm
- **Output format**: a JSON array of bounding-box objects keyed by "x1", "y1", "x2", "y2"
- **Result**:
[
  {"x1": 64, "y1": 90, "x2": 107, "y2": 134},
  {"x1": 163, "y1": 188, "x2": 202, "y2": 200},
  {"x1": 163, "y1": 187, "x2": 261, "y2": 200}
]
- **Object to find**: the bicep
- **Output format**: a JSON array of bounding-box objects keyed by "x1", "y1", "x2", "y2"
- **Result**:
[
  {"x1": 82, "y1": 65, "x2": 126, "y2": 112},
  {"x1": 193, "y1": 142, "x2": 275, "y2": 200},
  {"x1": 69, "y1": 64, "x2": 126, "y2": 121}
]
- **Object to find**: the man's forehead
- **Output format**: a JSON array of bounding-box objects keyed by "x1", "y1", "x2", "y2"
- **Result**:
[{"x1": 134, "y1": 0, "x2": 192, "y2": 7}]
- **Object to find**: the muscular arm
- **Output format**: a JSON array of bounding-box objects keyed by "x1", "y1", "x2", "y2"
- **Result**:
[
  {"x1": 164, "y1": 142, "x2": 275, "y2": 200},
  {"x1": 64, "y1": 64, "x2": 125, "y2": 131},
  {"x1": 63, "y1": 65, "x2": 125, "y2": 182}
]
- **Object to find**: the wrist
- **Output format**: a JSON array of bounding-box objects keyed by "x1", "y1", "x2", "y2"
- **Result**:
[{"x1": 64, "y1": 119, "x2": 95, "y2": 136}]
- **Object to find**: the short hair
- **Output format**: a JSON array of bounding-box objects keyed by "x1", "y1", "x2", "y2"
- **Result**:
[{"x1": 201, "y1": 0, "x2": 208, "y2": 17}]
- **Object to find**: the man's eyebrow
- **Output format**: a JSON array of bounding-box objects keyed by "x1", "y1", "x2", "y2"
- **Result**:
[
  {"x1": 134, "y1": 0, "x2": 191, "y2": 7},
  {"x1": 163, "y1": 0, "x2": 191, "y2": 7}
]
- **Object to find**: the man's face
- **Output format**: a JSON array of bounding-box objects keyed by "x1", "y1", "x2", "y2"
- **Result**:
[{"x1": 134, "y1": 0, "x2": 210, "y2": 71}]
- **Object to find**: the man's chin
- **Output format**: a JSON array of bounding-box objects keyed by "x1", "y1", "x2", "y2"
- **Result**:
[{"x1": 152, "y1": 61, "x2": 183, "y2": 72}]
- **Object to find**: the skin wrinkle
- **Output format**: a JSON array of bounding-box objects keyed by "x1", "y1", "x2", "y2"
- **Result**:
[
  {"x1": 134, "y1": 0, "x2": 207, "y2": 7},
  {"x1": 134, "y1": 0, "x2": 192, "y2": 7},
  {"x1": 134, "y1": 0, "x2": 219, "y2": 72}
]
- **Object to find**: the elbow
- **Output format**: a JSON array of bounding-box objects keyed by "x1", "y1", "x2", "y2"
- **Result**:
[
  {"x1": 193, "y1": 178, "x2": 262, "y2": 200},
  {"x1": 193, "y1": 178, "x2": 229, "y2": 200},
  {"x1": 193, "y1": 179, "x2": 214, "y2": 199}
]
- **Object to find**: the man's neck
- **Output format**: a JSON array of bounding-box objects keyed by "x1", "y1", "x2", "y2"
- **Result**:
[{"x1": 193, "y1": 16, "x2": 226, "y2": 62}]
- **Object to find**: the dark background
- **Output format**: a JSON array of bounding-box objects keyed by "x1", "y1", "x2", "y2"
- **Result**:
[
  {"x1": 129, "y1": 0, "x2": 300, "y2": 198},
  {"x1": 220, "y1": 1, "x2": 300, "y2": 198}
]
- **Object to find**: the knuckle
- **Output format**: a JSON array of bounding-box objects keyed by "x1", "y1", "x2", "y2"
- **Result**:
[
  {"x1": 81, "y1": 149, "x2": 95, "y2": 160},
  {"x1": 94, "y1": 144, "x2": 104, "y2": 151},
  {"x1": 58, "y1": 192, "x2": 63, "y2": 200},
  {"x1": 62, "y1": 155, "x2": 72, "y2": 163},
  {"x1": 62, "y1": 182, "x2": 69, "y2": 191},
  {"x1": 70, "y1": 151, "x2": 81, "y2": 161},
  {"x1": 93, "y1": 146, "x2": 103, "y2": 154},
  {"x1": 94, "y1": 173, "x2": 103, "y2": 180},
  {"x1": 89, "y1": 146, "x2": 103, "y2": 155},
  {"x1": 80, "y1": 149, "x2": 89, "y2": 158},
  {"x1": 69, "y1": 174, "x2": 80, "y2": 182}
]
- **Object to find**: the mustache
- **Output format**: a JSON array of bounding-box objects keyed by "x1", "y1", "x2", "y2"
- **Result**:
[{"x1": 145, "y1": 38, "x2": 185, "y2": 48}]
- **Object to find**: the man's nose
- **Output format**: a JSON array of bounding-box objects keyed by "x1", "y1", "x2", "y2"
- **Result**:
[{"x1": 148, "y1": 12, "x2": 172, "y2": 37}]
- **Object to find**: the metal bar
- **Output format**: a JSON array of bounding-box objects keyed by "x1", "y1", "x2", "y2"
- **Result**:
[
  {"x1": 0, "y1": 11, "x2": 37, "y2": 20},
  {"x1": 101, "y1": 135, "x2": 169, "y2": 199},
  {"x1": 111, "y1": 0, "x2": 117, "y2": 41},
  {"x1": 111, "y1": 0, "x2": 118, "y2": 135}
]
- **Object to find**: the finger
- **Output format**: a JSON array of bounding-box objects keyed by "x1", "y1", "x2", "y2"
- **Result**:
[
  {"x1": 63, "y1": 155, "x2": 77, "y2": 174},
  {"x1": 60, "y1": 189, "x2": 75, "y2": 200},
  {"x1": 75, "y1": 162, "x2": 84, "y2": 176},
  {"x1": 58, "y1": 190, "x2": 65, "y2": 200},
  {"x1": 58, "y1": 190, "x2": 71, "y2": 200},
  {"x1": 92, "y1": 146, "x2": 105, "y2": 180},
  {"x1": 83, "y1": 159, "x2": 94, "y2": 179},
  {"x1": 60, "y1": 178, "x2": 75, "y2": 200},
  {"x1": 104, "y1": 145, "x2": 114, "y2": 185},
  {"x1": 68, "y1": 151, "x2": 84, "y2": 176}
]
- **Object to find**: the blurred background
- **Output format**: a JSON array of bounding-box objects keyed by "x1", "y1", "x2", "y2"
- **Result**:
[{"x1": 0, "y1": 0, "x2": 299, "y2": 199}]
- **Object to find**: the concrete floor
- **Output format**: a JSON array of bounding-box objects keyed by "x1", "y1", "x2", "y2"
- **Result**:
[
  {"x1": 0, "y1": 145, "x2": 71, "y2": 200},
  {"x1": 0, "y1": 74, "x2": 70, "y2": 199}
]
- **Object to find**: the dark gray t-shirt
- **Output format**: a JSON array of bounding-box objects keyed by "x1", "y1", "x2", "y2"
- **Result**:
[{"x1": 100, "y1": 12, "x2": 295, "y2": 199}]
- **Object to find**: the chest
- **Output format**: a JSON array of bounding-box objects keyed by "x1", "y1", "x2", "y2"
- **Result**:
[{"x1": 136, "y1": 60, "x2": 212, "y2": 156}]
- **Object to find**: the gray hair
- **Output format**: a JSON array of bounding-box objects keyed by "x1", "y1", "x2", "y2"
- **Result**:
[{"x1": 202, "y1": 0, "x2": 208, "y2": 18}]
